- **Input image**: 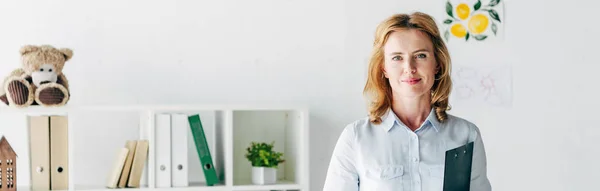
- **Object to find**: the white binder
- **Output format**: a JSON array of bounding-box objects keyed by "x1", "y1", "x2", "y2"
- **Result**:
[
  {"x1": 155, "y1": 113, "x2": 172, "y2": 188},
  {"x1": 171, "y1": 113, "x2": 189, "y2": 187},
  {"x1": 138, "y1": 112, "x2": 150, "y2": 188}
]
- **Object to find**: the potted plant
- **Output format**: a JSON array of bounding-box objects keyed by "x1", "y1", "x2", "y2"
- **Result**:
[{"x1": 245, "y1": 141, "x2": 285, "y2": 185}]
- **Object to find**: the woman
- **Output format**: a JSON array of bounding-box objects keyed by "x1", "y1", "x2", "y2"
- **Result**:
[{"x1": 323, "y1": 12, "x2": 492, "y2": 191}]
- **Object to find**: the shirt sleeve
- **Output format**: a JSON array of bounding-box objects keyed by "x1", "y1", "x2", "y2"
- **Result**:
[
  {"x1": 322, "y1": 124, "x2": 359, "y2": 191},
  {"x1": 470, "y1": 124, "x2": 492, "y2": 191}
]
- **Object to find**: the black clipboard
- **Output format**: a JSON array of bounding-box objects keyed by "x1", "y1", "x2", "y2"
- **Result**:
[{"x1": 443, "y1": 141, "x2": 474, "y2": 191}]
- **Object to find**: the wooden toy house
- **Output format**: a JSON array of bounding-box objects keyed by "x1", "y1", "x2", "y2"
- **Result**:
[{"x1": 0, "y1": 136, "x2": 16, "y2": 191}]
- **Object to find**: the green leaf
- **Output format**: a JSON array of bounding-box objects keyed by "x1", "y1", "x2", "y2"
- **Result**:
[
  {"x1": 492, "y1": 23, "x2": 498, "y2": 35},
  {"x1": 446, "y1": 1, "x2": 454, "y2": 18},
  {"x1": 488, "y1": 9, "x2": 501, "y2": 22},
  {"x1": 488, "y1": 0, "x2": 500, "y2": 7},
  {"x1": 245, "y1": 141, "x2": 285, "y2": 168},
  {"x1": 474, "y1": 0, "x2": 482, "y2": 11},
  {"x1": 473, "y1": 35, "x2": 488, "y2": 40},
  {"x1": 465, "y1": 32, "x2": 470, "y2": 41},
  {"x1": 444, "y1": 30, "x2": 450, "y2": 41},
  {"x1": 443, "y1": 19, "x2": 453, "y2": 24}
]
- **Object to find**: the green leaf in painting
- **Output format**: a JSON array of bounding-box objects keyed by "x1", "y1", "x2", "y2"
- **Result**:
[
  {"x1": 473, "y1": 35, "x2": 488, "y2": 41},
  {"x1": 488, "y1": 0, "x2": 500, "y2": 7},
  {"x1": 488, "y1": 9, "x2": 501, "y2": 22},
  {"x1": 444, "y1": 19, "x2": 453, "y2": 24},
  {"x1": 465, "y1": 32, "x2": 470, "y2": 41},
  {"x1": 446, "y1": 1, "x2": 454, "y2": 18},
  {"x1": 492, "y1": 23, "x2": 498, "y2": 35},
  {"x1": 444, "y1": 30, "x2": 450, "y2": 41},
  {"x1": 474, "y1": 0, "x2": 482, "y2": 11}
]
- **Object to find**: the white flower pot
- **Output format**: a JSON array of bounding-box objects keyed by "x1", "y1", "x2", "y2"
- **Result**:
[{"x1": 252, "y1": 166, "x2": 277, "y2": 185}]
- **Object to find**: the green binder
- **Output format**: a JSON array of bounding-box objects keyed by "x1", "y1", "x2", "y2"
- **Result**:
[{"x1": 188, "y1": 114, "x2": 219, "y2": 186}]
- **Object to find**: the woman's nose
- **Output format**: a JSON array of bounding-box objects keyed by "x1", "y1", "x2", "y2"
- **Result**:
[{"x1": 403, "y1": 60, "x2": 417, "y2": 74}]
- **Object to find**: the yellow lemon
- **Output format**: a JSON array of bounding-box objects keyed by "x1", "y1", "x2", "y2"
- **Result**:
[
  {"x1": 450, "y1": 23, "x2": 467, "y2": 38},
  {"x1": 456, "y1": 3, "x2": 470, "y2": 20},
  {"x1": 468, "y1": 14, "x2": 489, "y2": 34}
]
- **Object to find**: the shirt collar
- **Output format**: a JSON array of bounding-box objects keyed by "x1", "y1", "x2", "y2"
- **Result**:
[{"x1": 377, "y1": 108, "x2": 441, "y2": 132}]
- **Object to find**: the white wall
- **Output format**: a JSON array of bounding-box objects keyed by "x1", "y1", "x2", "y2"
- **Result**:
[{"x1": 0, "y1": 0, "x2": 599, "y2": 190}]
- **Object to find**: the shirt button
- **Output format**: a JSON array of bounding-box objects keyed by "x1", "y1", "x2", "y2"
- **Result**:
[{"x1": 413, "y1": 157, "x2": 419, "y2": 162}]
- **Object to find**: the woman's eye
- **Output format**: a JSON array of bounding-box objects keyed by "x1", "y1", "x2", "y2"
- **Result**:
[
  {"x1": 392, "y1": 56, "x2": 402, "y2": 61},
  {"x1": 417, "y1": 54, "x2": 427, "y2": 59}
]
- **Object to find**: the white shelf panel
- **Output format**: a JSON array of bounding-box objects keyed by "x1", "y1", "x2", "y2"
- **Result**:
[
  {"x1": 232, "y1": 180, "x2": 301, "y2": 191},
  {"x1": 0, "y1": 104, "x2": 308, "y2": 114},
  {"x1": 0, "y1": 105, "x2": 72, "y2": 115},
  {"x1": 76, "y1": 188, "x2": 226, "y2": 191},
  {"x1": 73, "y1": 184, "x2": 228, "y2": 191}
]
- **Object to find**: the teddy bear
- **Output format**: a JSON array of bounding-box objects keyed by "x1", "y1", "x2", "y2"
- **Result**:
[{"x1": 0, "y1": 45, "x2": 73, "y2": 108}]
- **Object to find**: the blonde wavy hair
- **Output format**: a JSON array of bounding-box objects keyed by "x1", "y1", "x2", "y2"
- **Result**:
[{"x1": 363, "y1": 12, "x2": 452, "y2": 124}]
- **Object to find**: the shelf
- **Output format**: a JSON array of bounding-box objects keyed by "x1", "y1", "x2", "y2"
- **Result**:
[
  {"x1": 233, "y1": 180, "x2": 301, "y2": 191},
  {"x1": 0, "y1": 104, "x2": 309, "y2": 114},
  {"x1": 67, "y1": 182, "x2": 302, "y2": 191},
  {"x1": 75, "y1": 188, "x2": 227, "y2": 191},
  {"x1": 147, "y1": 110, "x2": 229, "y2": 188},
  {"x1": 69, "y1": 110, "x2": 148, "y2": 189},
  {"x1": 73, "y1": 183, "x2": 228, "y2": 191},
  {"x1": 232, "y1": 110, "x2": 308, "y2": 188},
  {"x1": 0, "y1": 105, "x2": 73, "y2": 115},
  {"x1": 0, "y1": 104, "x2": 309, "y2": 191}
]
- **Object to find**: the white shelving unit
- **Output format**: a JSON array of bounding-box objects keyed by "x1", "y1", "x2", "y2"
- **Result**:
[{"x1": 0, "y1": 104, "x2": 309, "y2": 191}]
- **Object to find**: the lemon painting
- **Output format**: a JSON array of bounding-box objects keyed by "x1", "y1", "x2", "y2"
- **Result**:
[{"x1": 443, "y1": 0, "x2": 504, "y2": 42}]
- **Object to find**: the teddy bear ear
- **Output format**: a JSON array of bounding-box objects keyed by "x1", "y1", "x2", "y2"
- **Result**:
[
  {"x1": 19, "y1": 45, "x2": 39, "y2": 56},
  {"x1": 59, "y1": 48, "x2": 73, "y2": 61}
]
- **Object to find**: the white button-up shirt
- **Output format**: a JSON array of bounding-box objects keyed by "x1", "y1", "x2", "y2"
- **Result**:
[{"x1": 323, "y1": 108, "x2": 491, "y2": 191}]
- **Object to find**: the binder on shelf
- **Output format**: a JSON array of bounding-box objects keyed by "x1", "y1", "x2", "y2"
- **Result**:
[
  {"x1": 155, "y1": 114, "x2": 171, "y2": 188},
  {"x1": 138, "y1": 112, "x2": 151, "y2": 188},
  {"x1": 188, "y1": 114, "x2": 219, "y2": 186},
  {"x1": 28, "y1": 116, "x2": 50, "y2": 191},
  {"x1": 171, "y1": 113, "x2": 189, "y2": 187},
  {"x1": 50, "y1": 115, "x2": 69, "y2": 190}
]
